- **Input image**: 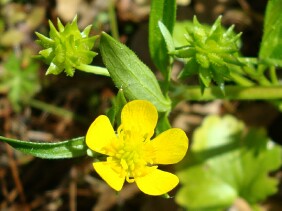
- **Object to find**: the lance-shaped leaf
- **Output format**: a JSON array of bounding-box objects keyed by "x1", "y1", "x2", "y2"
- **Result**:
[
  {"x1": 0, "y1": 136, "x2": 87, "y2": 159},
  {"x1": 158, "y1": 21, "x2": 175, "y2": 54},
  {"x1": 99, "y1": 32, "x2": 171, "y2": 112},
  {"x1": 259, "y1": 0, "x2": 282, "y2": 67},
  {"x1": 149, "y1": 0, "x2": 176, "y2": 75}
]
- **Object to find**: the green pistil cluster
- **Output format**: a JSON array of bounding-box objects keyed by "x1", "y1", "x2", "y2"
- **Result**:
[
  {"x1": 35, "y1": 16, "x2": 98, "y2": 76},
  {"x1": 173, "y1": 16, "x2": 242, "y2": 92}
]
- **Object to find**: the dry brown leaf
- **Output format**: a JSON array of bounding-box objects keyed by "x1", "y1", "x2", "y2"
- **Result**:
[
  {"x1": 0, "y1": 29, "x2": 24, "y2": 46},
  {"x1": 56, "y1": 0, "x2": 82, "y2": 21}
]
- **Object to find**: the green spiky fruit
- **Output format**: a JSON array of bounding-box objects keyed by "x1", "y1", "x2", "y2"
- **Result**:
[
  {"x1": 173, "y1": 16, "x2": 242, "y2": 93},
  {"x1": 35, "y1": 16, "x2": 98, "y2": 76}
]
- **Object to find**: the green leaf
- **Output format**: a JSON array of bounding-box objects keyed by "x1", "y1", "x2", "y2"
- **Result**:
[
  {"x1": 0, "y1": 136, "x2": 87, "y2": 159},
  {"x1": 176, "y1": 115, "x2": 282, "y2": 210},
  {"x1": 158, "y1": 21, "x2": 175, "y2": 53},
  {"x1": 155, "y1": 113, "x2": 171, "y2": 135},
  {"x1": 107, "y1": 89, "x2": 127, "y2": 126},
  {"x1": 173, "y1": 21, "x2": 194, "y2": 47},
  {"x1": 149, "y1": 0, "x2": 176, "y2": 74},
  {"x1": 1, "y1": 54, "x2": 40, "y2": 112},
  {"x1": 99, "y1": 32, "x2": 171, "y2": 112},
  {"x1": 177, "y1": 165, "x2": 237, "y2": 211},
  {"x1": 259, "y1": 0, "x2": 282, "y2": 66}
]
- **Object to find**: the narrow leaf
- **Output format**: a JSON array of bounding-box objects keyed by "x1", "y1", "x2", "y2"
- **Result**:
[
  {"x1": 158, "y1": 21, "x2": 175, "y2": 53},
  {"x1": 149, "y1": 0, "x2": 176, "y2": 74},
  {"x1": 107, "y1": 89, "x2": 127, "y2": 126},
  {"x1": 0, "y1": 136, "x2": 87, "y2": 159},
  {"x1": 259, "y1": 0, "x2": 282, "y2": 66}
]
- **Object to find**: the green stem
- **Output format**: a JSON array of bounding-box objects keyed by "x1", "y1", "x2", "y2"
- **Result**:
[
  {"x1": 27, "y1": 99, "x2": 88, "y2": 124},
  {"x1": 258, "y1": 76, "x2": 272, "y2": 86},
  {"x1": 109, "y1": 0, "x2": 119, "y2": 40},
  {"x1": 257, "y1": 64, "x2": 267, "y2": 75},
  {"x1": 269, "y1": 66, "x2": 279, "y2": 85},
  {"x1": 243, "y1": 66, "x2": 271, "y2": 86},
  {"x1": 171, "y1": 85, "x2": 282, "y2": 101},
  {"x1": 76, "y1": 64, "x2": 110, "y2": 76},
  {"x1": 230, "y1": 72, "x2": 255, "y2": 86},
  {"x1": 163, "y1": 64, "x2": 172, "y2": 97}
]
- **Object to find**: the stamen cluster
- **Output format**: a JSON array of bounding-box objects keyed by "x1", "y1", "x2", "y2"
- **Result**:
[{"x1": 107, "y1": 128, "x2": 153, "y2": 182}]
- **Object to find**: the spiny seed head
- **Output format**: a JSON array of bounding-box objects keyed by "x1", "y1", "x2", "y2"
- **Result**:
[
  {"x1": 35, "y1": 16, "x2": 98, "y2": 77},
  {"x1": 172, "y1": 16, "x2": 243, "y2": 93}
]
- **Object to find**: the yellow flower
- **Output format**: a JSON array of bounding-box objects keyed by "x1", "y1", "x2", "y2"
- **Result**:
[{"x1": 86, "y1": 100, "x2": 188, "y2": 195}]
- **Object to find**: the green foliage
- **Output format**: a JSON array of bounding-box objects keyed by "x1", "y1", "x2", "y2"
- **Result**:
[
  {"x1": 176, "y1": 115, "x2": 282, "y2": 210},
  {"x1": 1, "y1": 53, "x2": 40, "y2": 111},
  {"x1": 259, "y1": 0, "x2": 282, "y2": 67},
  {"x1": 149, "y1": 0, "x2": 176, "y2": 75},
  {"x1": 172, "y1": 16, "x2": 242, "y2": 93},
  {"x1": 35, "y1": 16, "x2": 98, "y2": 76},
  {"x1": 99, "y1": 32, "x2": 171, "y2": 112},
  {"x1": 155, "y1": 113, "x2": 171, "y2": 134},
  {"x1": 0, "y1": 136, "x2": 87, "y2": 159},
  {"x1": 158, "y1": 21, "x2": 175, "y2": 54},
  {"x1": 173, "y1": 21, "x2": 197, "y2": 48},
  {"x1": 171, "y1": 85, "x2": 282, "y2": 102},
  {"x1": 107, "y1": 89, "x2": 127, "y2": 126}
]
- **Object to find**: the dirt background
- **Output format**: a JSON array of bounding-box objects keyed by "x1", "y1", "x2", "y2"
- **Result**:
[{"x1": 0, "y1": 0, "x2": 282, "y2": 210}]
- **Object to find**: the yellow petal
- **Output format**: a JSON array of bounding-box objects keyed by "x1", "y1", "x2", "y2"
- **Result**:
[
  {"x1": 151, "y1": 128, "x2": 188, "y2": 164},
  {"x1": 93, "y1": 162, "x2": 125, "y2": 191},
  {"x1": 86, "y1": 115, "x2": 116, "y2": 155},
  {"x1": 135, "y1": 168, "x2": 179, "y2": 195},
  {"x1": 121, "y1": 100, "x2": 158, "y2": 138}
]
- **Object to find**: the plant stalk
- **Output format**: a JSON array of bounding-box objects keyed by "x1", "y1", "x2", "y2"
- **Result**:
[
  {"x1": 109, "y1": 0, "x2": 119, "y2": 40},
  {"x1": 171, "y1": 85, "x2": 282, "y2": 101},
  {"x1": 76, "y1": 64, "x2": 110, "y2": 76}
]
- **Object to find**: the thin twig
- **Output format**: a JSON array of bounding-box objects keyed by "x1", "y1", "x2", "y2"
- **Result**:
[
  {"x1": 109, "y1": 0, "x2": 119, "y2": 40},
  {"x1": 3, "y1": 102, "x2": 30, "y2": 211},
  {"x1": 5, "y1": 143, "x2": 30, "y2": 211},
  {"x1": 70, "y1": 166, "x2": 77, "y2": 211}
]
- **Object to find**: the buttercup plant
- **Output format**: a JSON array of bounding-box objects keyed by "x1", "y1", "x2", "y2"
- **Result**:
[{"x1": 0, "y1": 0, "x2": 282, "y2": 209}]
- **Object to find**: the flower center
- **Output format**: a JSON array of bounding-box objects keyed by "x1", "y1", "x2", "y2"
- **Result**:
[{"x1": 106, "y1": 128, "x2": 154, "y2": 183}]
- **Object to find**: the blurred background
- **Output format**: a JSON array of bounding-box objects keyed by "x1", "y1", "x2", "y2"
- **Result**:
[{"x1": 1, "y1": 0, "x2": 281, "y2": 210}]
